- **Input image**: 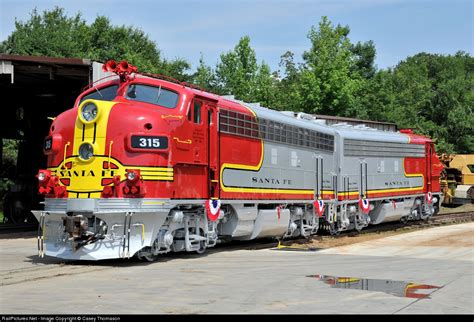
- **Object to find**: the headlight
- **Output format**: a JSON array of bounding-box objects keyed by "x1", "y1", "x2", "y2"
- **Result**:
[
  {"x1": 78, "y1": 143, "x2": 94, "y2": 161},
  {"x1": 80, "y1": 102, "x2": 99, "y2": 123}
]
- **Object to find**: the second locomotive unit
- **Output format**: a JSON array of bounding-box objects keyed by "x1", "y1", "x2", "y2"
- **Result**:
[{"x1": 33, "y1": 61, "x2": 443, "y2": 260}]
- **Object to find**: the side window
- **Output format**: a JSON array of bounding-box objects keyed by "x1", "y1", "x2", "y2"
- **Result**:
[
  {"x1": 187, "y1": 102, "x2": 192, "y2": 121},
  {"x1": 208, "y1": 109, "x2": 213, "y2": 125},
  {"x1": 194, "y1": 101, "x2": 202, "y2": 124}
]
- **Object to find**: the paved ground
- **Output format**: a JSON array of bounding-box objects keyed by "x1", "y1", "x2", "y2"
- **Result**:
[{"x1": 0, "y1": 223, "x2": 472, "y2": 314}]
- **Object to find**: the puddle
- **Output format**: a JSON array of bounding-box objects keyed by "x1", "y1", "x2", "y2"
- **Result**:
[{"x1": 307, "y1": 274, "x2": 441, "y2": 298}]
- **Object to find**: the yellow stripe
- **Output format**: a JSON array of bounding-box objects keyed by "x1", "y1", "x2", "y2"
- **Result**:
[
  {"x1": 141, "y1": 177, "x2": 174, "y2": 181},
  {"x1": 222, "y1": 187, "x2": 314, "y2": 194},
  {"x1": 221, "y1": 167, "x2": 424, "y2": 196},
  {"x1": 73, "y1": 100, "x2": 116, "y2": 155},
  {"x1": 137, "y1": 166, "x2": 174, "y2": 181},
  {"x1": 69, "y1": 100, "x2": 117, "y2": 198},
  {"x1": 338, "y1": 278, "x2": 360, "y2": 283}
]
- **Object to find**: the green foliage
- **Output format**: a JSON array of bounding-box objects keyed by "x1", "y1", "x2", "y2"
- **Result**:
[
  {"x1": 350, "y1": 40, "x2": 377, "y2": 79},
  {"x1": 0, "y1": 139, "x2": 19, "y2": 203},
  {"x1": 215, "y1": 36, "x2": 277, "y2": 106},
  {"x1": 0, "y1": 7, "x2": 190, "y2": 79},
  {"x1": 380, "y1": 52, "x2": 474, "y2": 153},
  {"x1": 268, "y1": 17, "x2": 473, "y2": 154},
  {"x1": 191, "y1": 54, "x2": 218, "y2": 92},
  {"x1": 1, "y1": 10, "x2": 472, "y2": 154},
  {"x1": 298, "y1": 17, "x2": 362, "y2": 116}
]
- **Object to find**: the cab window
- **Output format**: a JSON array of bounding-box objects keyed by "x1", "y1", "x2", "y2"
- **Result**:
[
  {"x1": 125, "y1": 84, "x2": 179, "y2": 109},
  {"x1": 80, "y1": 85, "x2": 118, "y2": 103},
  {"x1": 193, "y1": 101, "x2": 202, "y2": 124}
]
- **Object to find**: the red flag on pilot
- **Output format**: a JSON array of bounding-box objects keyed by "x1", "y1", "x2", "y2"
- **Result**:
[
  {"x1": 359, "y1": 198, "x2": 370, "y2": 213},
  {"x1": 314, "y1": 199, "x2": 325, "y2": 217},
  {"x1": 206, "y1": 199, "x2": 221, "y2": 222}
]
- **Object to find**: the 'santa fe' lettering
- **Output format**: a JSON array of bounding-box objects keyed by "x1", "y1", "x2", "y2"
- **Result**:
[
  {"x1": 60, "y1": 170, "x2": 96, "y2": 177},
  {"x1": 59, "y1": 170, "x2": 116, "y2": 177},
  {"x1": 252, "y1": 177, "x2": 292, "y2": 185}
]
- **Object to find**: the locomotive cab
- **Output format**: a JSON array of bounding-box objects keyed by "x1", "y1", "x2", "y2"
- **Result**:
[{"x1": 33, "y1": 64, "x2": 223, "y2": 259}]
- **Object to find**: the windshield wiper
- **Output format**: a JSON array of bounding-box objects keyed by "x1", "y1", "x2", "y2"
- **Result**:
[
  {"x1": 93, "y1": 85, "x2": 103, "y2": 98},
  {"x1": 156, "y1": 85, "x2": 162, "y2": 103}
]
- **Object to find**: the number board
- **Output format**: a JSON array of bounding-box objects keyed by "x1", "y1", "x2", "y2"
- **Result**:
[
  {"x1": 131, "y1": 135, "x2": 168, "y2": 150},
  {"x1": 44, "y1": 137, "x2": 52, "y2": 151}
]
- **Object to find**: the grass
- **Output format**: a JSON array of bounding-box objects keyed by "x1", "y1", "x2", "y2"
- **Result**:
[{"x1": 0, "y1": 210, "x2": 3, "y2": 223}]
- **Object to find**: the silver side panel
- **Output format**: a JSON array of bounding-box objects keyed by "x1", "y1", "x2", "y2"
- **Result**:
[
  {"x1": 340, "y1": 156, "x2": 424, "y2": 193},
  {"x1": 45, "y1": 198, "x2": 174, "y2": 213},
  {"x1": 369, "y1": 199, "x2": 416, "y2": 224},
  {"x1": 344, "y1": 139, "x2": 425, "y2": 158},
  {"x1": 222, "y1": 141, "x2": 335, "y2": 192},
  {"x1": 250, "y1": 209, "x2": 290, "y2": 239},
  {"x1": 225, "y1": 204, "x2": 258, "y2": 238}
]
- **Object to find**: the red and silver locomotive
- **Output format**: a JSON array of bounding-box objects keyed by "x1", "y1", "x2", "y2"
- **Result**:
[{"x1": 33, "y1": 61, "x2": 444, "y2": 260}]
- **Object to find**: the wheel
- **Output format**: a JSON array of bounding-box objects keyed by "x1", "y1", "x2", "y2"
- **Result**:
[
  {"x1": 195, "y1": 240, "x2": 207, "y2": 254},
  {"x1": 140, "y1": 254, "x2": 157, "y2": 262},
  {"x1": 329, "y1": 223, "x2": 340, "y2": 236},
  {"x1": 137, "y1": 248, "x2": 157, "y2": 262},
  {"x1": 138, "y1": 253, "x2": 157, "y2": 262},
  {"x1": 400, "y1": 216, "x2": 408, "y2": 224}
]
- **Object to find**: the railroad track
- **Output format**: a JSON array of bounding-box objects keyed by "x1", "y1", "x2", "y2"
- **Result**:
[
  {"x1": 0, "y1": 211, "x2": 471, "y2": 250},
  {"x1": 352, "y1": 211, "x2": 474, "y2": 235}
]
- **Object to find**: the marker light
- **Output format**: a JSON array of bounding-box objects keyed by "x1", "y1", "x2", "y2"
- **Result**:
[
  {"x1": 127, "y1": 171, "x2": 137, "y2": 181},
  {"x1": 124, "y1": 169, "x2": 146, "y2": 197},
  {"x1": 126, "y1": 169, "x2": 140, "y2": 184}
]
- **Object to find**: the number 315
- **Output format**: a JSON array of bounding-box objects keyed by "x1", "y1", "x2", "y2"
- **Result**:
[{"x1": 139, "y1": 138, "x2": 160, "y2": 148}]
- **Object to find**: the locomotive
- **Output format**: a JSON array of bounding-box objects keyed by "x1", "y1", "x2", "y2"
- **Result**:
[{"x1": 33, "y1": 60, "x2": 444, "y2": 260}]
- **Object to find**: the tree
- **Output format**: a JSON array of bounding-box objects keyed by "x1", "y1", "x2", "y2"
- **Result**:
[
  {"x1": 272, "y1": 51, "x2": 304, "y2": 111},
  {"x1": 215, "y1": 36, "x2": 277, "y2": 106},
  {"x1": 297, "y1": 16, "x2": 363, "y2": 116},
  {"x1": 191, "y1": 54, "x2": 218, "y2": 92},
  {"x1": 350, "y1": 40, "x2": 377, "y2": 79},
  {"x1": 0, "y1": 7, "x2": 190, "y2": 80},
  {"x1": 379, "y1": 52, "x2": 474, "y2": 153},
  {"x1": 0, "y1": 139, "x2": 19, "y2": 207},
  {"x1": 216, "y1": 36, "x2": 258, "y2": 101}
]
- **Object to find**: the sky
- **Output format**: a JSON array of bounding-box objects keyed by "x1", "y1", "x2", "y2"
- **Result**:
[{"x1": 0, "y1": 0, "x2": 472, "y2": 73}]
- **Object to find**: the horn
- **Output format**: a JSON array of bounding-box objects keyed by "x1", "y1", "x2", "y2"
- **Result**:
[
  {"x1": 117, "y1": 60, "x2": 129, "y2": 73},
  {"x1": 102, "y1": 60, "x2": 117, "y2": 72},
  {"x1": 117, "y1": 60, "x2": 138, "y2": 74}
]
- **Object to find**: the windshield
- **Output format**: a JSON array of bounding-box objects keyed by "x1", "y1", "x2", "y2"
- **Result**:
[
  {"x1": 80, "y1": 85, "x2": 118, "y2": 104},
  {"x1": 125, "y1": 84, "x2": 179, "y2": 109}
]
